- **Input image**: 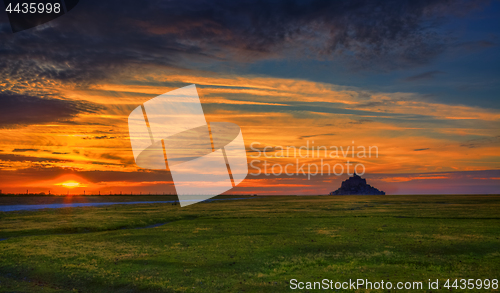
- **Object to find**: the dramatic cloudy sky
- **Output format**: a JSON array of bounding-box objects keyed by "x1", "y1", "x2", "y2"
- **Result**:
[{"x1": 0, "y1": 0, "x2": 498, "y2": 195}]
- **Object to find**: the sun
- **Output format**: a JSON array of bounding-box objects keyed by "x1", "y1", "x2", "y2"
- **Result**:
[
  {"x1": 49, "y1": 175, "x2": 90, "y2": 192},
  {"x1": 56, "y1": 180, "x2": 82, "y2": 189}
]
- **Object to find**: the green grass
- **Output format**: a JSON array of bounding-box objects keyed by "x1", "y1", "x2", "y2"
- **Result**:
[{"x1": 0, "y1": 195, "x2": 499, "y2": 292}]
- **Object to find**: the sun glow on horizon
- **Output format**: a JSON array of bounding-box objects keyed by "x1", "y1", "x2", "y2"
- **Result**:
[{"x1": 55, "y1": 180, "x2": 85, "y2": 189}]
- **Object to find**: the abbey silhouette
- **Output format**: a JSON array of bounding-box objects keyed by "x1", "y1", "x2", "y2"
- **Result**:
[{"x1": 330, "y1": 173, "x2": 385, "y2": 195}]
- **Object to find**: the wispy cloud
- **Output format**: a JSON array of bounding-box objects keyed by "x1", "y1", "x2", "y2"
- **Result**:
[
  {"x1": 460, "y1": 136, "x2": 500, "y2": 148},
  {"x1": 454, "y1": 40, "x2": 497, "y2": 52},
  {"x1": 0, "y1": 93, "x2": 100, "y2": 128},
  {"x1": 413, "y1": 148, "x2": 430, "y2": 151},
  {"x1": 299, "y1": 133, "x2": 336, "y2": 140},
  {"x1": 12, "y1": 148, "x2": 39, "y2": 152},
  {"x1": 404, "y1": 70, "x2": 445, "y2": 82}
]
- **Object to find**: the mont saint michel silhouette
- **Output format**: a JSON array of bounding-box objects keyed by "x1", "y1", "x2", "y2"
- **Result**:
[{"x1": 330, "y1": 173, "x2": 385, "y2": 195}]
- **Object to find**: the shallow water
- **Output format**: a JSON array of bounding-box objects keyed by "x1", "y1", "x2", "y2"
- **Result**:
[{"x1": 0, "y1": 197, "x2": 252, "y2": 212}]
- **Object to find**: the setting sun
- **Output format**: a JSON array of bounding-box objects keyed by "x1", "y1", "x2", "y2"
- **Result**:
[{"x1": 56, "y1": 180, "x2": 82, "y2": 189}]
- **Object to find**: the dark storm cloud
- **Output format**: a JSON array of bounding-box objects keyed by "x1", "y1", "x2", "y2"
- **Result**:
[
  {"x1": 0, "y1": 93, "x2": 100, "y2": 127},
  {"x1": 0, "y1": 0, "x2": 489, "y2": 88}
]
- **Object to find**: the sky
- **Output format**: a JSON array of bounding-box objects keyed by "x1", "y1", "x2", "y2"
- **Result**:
[{"x1": 0, "y1": 0, "x2": 498, "y2": 195}]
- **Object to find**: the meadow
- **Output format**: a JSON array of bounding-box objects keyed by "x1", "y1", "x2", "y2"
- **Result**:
[{"x1": 0, "y1": 194, "x2": 499, "y2": 292}]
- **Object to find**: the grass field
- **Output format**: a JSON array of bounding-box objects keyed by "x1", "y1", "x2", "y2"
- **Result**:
[{"x1": 0, "y1": 195, "x2": 499, "y2": 292}]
